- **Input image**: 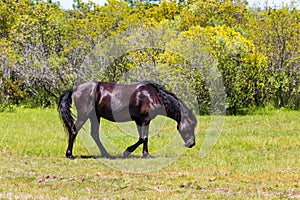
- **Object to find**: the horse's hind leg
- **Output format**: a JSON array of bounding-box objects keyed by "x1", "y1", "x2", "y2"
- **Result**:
[
  {"x1": 90, "y1": 113, "x2": 111, "y2": 158},
  {"x1": 66, "y1": 116, "x2": 87, "y2": 159},
  {"x1": 67, "y1": 81, "x2": 97, "y2": 159}
]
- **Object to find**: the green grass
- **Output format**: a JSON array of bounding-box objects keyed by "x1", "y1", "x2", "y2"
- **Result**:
[{"x1": 0, "y1": 108, "x2": 299, "y2": 199}]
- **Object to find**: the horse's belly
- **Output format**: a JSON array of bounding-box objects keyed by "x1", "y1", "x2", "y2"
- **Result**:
[{"x1": 100, "y1": 107, "x2": 133, "y2": 122}]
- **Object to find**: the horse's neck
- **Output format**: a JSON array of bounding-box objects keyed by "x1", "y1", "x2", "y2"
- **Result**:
[{"x1": 164, "y1": 97, "x2": 182, "y2": 124}]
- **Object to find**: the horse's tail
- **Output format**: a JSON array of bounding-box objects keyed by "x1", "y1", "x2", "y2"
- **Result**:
[{"x1": 58, "y1": 88, "x2": 75, "y2": 134}]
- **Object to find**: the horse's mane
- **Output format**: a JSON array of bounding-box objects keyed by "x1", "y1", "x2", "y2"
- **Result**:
[
  {"x1": 142, "y1": 81, "x2": 179, "y2": 101},
  {"x1": 142, "y1": 81, "x2": 182, "y2": 122}
]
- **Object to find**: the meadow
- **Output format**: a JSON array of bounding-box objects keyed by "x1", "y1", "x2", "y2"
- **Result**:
[{"x1": 0, "y1": 108, "x2": 299, "y2": 199}]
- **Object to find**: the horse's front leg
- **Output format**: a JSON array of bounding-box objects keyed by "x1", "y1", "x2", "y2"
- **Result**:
[
  {"x1": 140, "y1": 126, "x2": 153, "y2": 158},
  {"x1": 123, "y1": 138, "x2": 144, "y2": 158},
  {"x1": 123, "y1": 121, "x2": 152, "y2": 158},
  {"x1": 141, "y1": 137, "x2": 153, "y2": 158}
]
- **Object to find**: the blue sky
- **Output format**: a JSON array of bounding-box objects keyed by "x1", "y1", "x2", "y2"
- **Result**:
[
  {"x1": 59, "y1": 0, "x2": 106, "y2": 9},
  {"x1": 59, "y1": 0, "x2": 298, "y2": 9}
]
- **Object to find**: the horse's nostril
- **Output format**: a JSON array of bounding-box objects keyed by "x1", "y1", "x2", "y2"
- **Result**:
[
  {"x1": 185, "y1": 141, "x2": 195, "y2": 148},
  {"x1": 189, "y1": 142, "x2": 195, "y2": 148}
]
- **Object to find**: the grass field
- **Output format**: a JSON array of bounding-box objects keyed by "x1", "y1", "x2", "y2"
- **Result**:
[{"x1": 0, "y1": 108, "x2": 299, "y2": 199}]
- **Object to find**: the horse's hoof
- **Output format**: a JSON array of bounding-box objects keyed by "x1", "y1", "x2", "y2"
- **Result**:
[
  {"x1": 66, "y1": 150, "x2": 74, "y2": 160},
  {"x1": 142, "y1": 154, "x2": 154, "y2": 159},
  {"x1": 123, "y1": 150, "x2": 131, "y2": 158},
  {"x1": 67, "y1": 155, "x2": 75, "y2": 160}
]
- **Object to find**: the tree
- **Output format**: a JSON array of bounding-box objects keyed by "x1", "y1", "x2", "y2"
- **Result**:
[
  {"x1": 179, "y1": 25, "x2": 268, "y2": 114},
  {"x1": 246, "y1": 6, "x2": 300, "y2": 109},
  {"x1": 179, "y1": 0, "x2": 248, "y2": 30}
]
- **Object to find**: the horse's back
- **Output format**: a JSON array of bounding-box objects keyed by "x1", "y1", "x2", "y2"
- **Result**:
[{"x1": 73, "y1": 81, "x2": 163, "y2": 122}]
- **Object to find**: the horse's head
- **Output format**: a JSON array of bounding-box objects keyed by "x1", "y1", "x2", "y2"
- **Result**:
[{"x1": 177, "y1": 107, "x2": 197, "y2": 148}]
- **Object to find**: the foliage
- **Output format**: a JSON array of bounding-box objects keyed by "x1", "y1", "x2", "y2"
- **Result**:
[
  {"x1": 0, "y1": 0, "x2": 299, "y2": 114},
  {"x1": 183, "y1": 25, "x2": 268, "y2": 113},
  {"x1": 245, "y1": 7, "x2": 300, "y2": 109},
  {"x1": 179, "y1": 0, "x2": 248, "y2": 30}
]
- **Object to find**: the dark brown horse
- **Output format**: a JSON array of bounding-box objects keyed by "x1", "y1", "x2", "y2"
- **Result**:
[{"x1": 58, "y1": 81, "x2": 197, "y2": 159}]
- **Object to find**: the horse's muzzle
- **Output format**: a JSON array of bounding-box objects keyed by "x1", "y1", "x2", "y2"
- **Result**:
[{"x1": 185, "y1": 141, "x2": 195, "y2": 148}]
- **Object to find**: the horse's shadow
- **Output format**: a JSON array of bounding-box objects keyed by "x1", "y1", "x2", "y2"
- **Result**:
[{"x1": 75, "y1": 154, "x2": 152, "y2": 160}]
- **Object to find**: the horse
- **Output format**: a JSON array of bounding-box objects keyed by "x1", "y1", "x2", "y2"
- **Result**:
[{"x1": 58, "y1": 81, "x2": 197, "y2": 159}]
